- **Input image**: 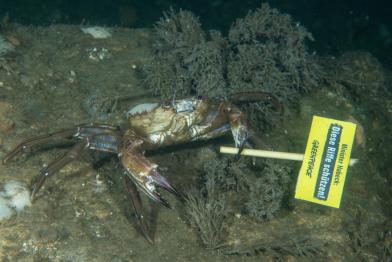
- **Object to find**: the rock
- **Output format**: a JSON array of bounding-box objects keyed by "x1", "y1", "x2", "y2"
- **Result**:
[
  {"x1": 31, "y1": 226, "x2": 59, "y2": 244},
  {"x1": 0, "y1": 101, "x2": 14, "y2": 133},
  {"x1": 334, "y1": 51, "x2": 386, "y2": 97}
]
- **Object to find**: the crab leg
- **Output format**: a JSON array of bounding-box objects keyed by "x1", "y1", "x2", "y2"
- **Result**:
[
  {"x1": 2, "y1": 129, "x2": 76, "y2": 164},
  {"x1": 85, "y1": 134, "x2": 119, "y2": 153},
  {"x1": 2, "y1": 123, "x2": 120, "y2": 164},
  {"x1": 31, "y1": 141, "x2": 88, "y2": 200},
  {"x1": 30, "y1": 131, "x2": 121, "y2": 200},
  {"x1": 74, "y1": 123, "x2": 120, "y2": 139}
]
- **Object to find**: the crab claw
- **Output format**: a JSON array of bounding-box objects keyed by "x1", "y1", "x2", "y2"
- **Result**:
[
  {"x1": 231, "y1": 125, "x2": 249, "y2": 158},
  {"x1": 145, "y1": 186, "x2": 171, "y2": 208},
  {"x1": 150, "y1": 169, "x2": 179, "y2": 197},
  {"x1": 120, "y1": 150, "x2": 179, "y2": 208},
  {"x1": 226, "y1": 103, "x2": 250, "y2": 157},
  {"x1": 141, "y1": 168, "x2": 179, "y2": 209}
]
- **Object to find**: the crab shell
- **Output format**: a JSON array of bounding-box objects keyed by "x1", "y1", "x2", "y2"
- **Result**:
[{"x1": 126, "y1": 98, "x2": 228, "y2": 147}]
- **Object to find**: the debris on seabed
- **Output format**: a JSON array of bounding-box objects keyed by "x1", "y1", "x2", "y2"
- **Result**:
[
  {"x1": 0, "y1": 180, "x2": 31, "y2": 220},
  {"x1": 81, "y1": 26, "x2": 112, "y2": 39}
]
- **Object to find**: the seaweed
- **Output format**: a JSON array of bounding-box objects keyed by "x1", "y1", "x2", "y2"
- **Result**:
[
  {"x1": 184, "y1": 168, "x2": 229, "y2": 249},
  {"x1": 143, "y1": 9, "x2": 206, "y2": 99},
  {"x1": 184, "y1": 31, "x2": 228, "y2": 98},
  {"x1": 226, "y1": 3, "x2": 322, "y2": 129},
  {"x1": 244, "y1": 160, "x2": 291, "y2": 221},
  {"x1": 344, "y1": 207, "x2": 386, "y2": 260},
  {"x1": 342, "y1": 207, "x2": 392, "y2": 260},
  {"x1": 378, "y1": 221, "x2": 392, "y2": 261},
  {"x1": 144, "y1": 3, "x2": 323, "y2": 130},
  {"x1": 143, "y1": 55, "x2": 185, "y2": 99},
  {"x1": 222, "y1": 234, "x2": 325, "y2": 258},
  {"x1": 185, "y1": 190, "x2": 228, "y2": 249},
  {"x1": 198, "y1": 149, "x2": 291, "y2": 222},
  {"x1": 345, "y1": 208, "x2": 372, "y2": 258},
  {"x1": 154, "y1": 8, "x2": 205, "y2": 51},
  {"x1": 144, "y1": 11, "x2": 229, "y2": 98},
  {"x1": 80, "y1": 93, "x2": 119, "y2": 120},
  {"x1": 197, "y1": 148, "x2": 292, "y2": 225},
  {"x1": 202, "y1": 149, "x2": 251, "y2": 192}
]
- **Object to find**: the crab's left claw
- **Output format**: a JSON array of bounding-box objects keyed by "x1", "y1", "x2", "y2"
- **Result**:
[
  {"x1": 233, "y1": 127, "x2": 249, "y2": 160},
  {"x1": 232, "y1": 125, "x2": 249, "y2": 150},
  {"x1": 225, "y1": 102, "x2": 250, "y2": 158},
  {"x1": 231, "y1": 121, "x2": 250, "y2": 160}
]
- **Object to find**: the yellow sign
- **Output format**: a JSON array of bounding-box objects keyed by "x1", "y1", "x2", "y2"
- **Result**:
[{"x1": 295, "y1": 116, "x2": 356, "y2": 208}]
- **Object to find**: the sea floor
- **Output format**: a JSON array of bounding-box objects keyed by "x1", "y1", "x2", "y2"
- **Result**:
[{"x1": 0, "y1": 24, "x2": 391, "y2": 261}]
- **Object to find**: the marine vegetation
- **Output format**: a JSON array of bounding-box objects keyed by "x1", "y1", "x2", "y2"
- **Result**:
[
  {"x1": 182, "y1": 147, "x2": 294, "y2": 250},
  {"x1": 184, "y1": 174, "x2": 228, "y2": 249},
  {"x1": 222, "y1": 230, "x2": 325, "y2": 258},
  {"x1": 244, "y1": 160, "x2": 291, "y2": 221},
  {"x1": 144, "y1": 3, "x2": 323, "y2": 130},
  {"x1": 80, "y1": 93, "x2": 119, "y2": 120},
  {"x1": 343, "y1": 207, "x2": 392, "y2": 260},
  {"x1": 201, "y1": 151, "x2": 291, "y2": 221}
]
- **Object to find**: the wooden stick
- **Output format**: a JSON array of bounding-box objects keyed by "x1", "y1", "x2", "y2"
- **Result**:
[{"x1": 220, "y1": 146, "x2": 358, "y2": 166}]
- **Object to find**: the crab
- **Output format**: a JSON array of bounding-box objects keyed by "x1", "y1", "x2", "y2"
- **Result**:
[{"x1": 2, "y1": 92, "x2": 278, "y2": 243}]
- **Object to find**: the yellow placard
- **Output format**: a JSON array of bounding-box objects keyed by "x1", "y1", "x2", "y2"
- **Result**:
[{"x1": 295, "y1": 116, "x2": 356, "y2": 208}]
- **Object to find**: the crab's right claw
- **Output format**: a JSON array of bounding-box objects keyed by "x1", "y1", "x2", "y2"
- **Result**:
[
  {"x1": 140, "y1": 168, "x2": 179, "y2": 209},
  {"x1": 150, "y1": 169, "x2": 179, "y2": 196},
  {"x1": 120, "y1": 150, "x2": 179, "y2": 208}
]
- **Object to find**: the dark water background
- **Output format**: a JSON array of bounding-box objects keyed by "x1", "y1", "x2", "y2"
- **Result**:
[{"x1": 0, "y1": 0, "x2": 392, "y2": 66}]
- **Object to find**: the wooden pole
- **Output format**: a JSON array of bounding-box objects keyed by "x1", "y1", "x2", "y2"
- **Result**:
[{"x1": 219, "y1": 146, "x2": 358, "y2": 166}]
